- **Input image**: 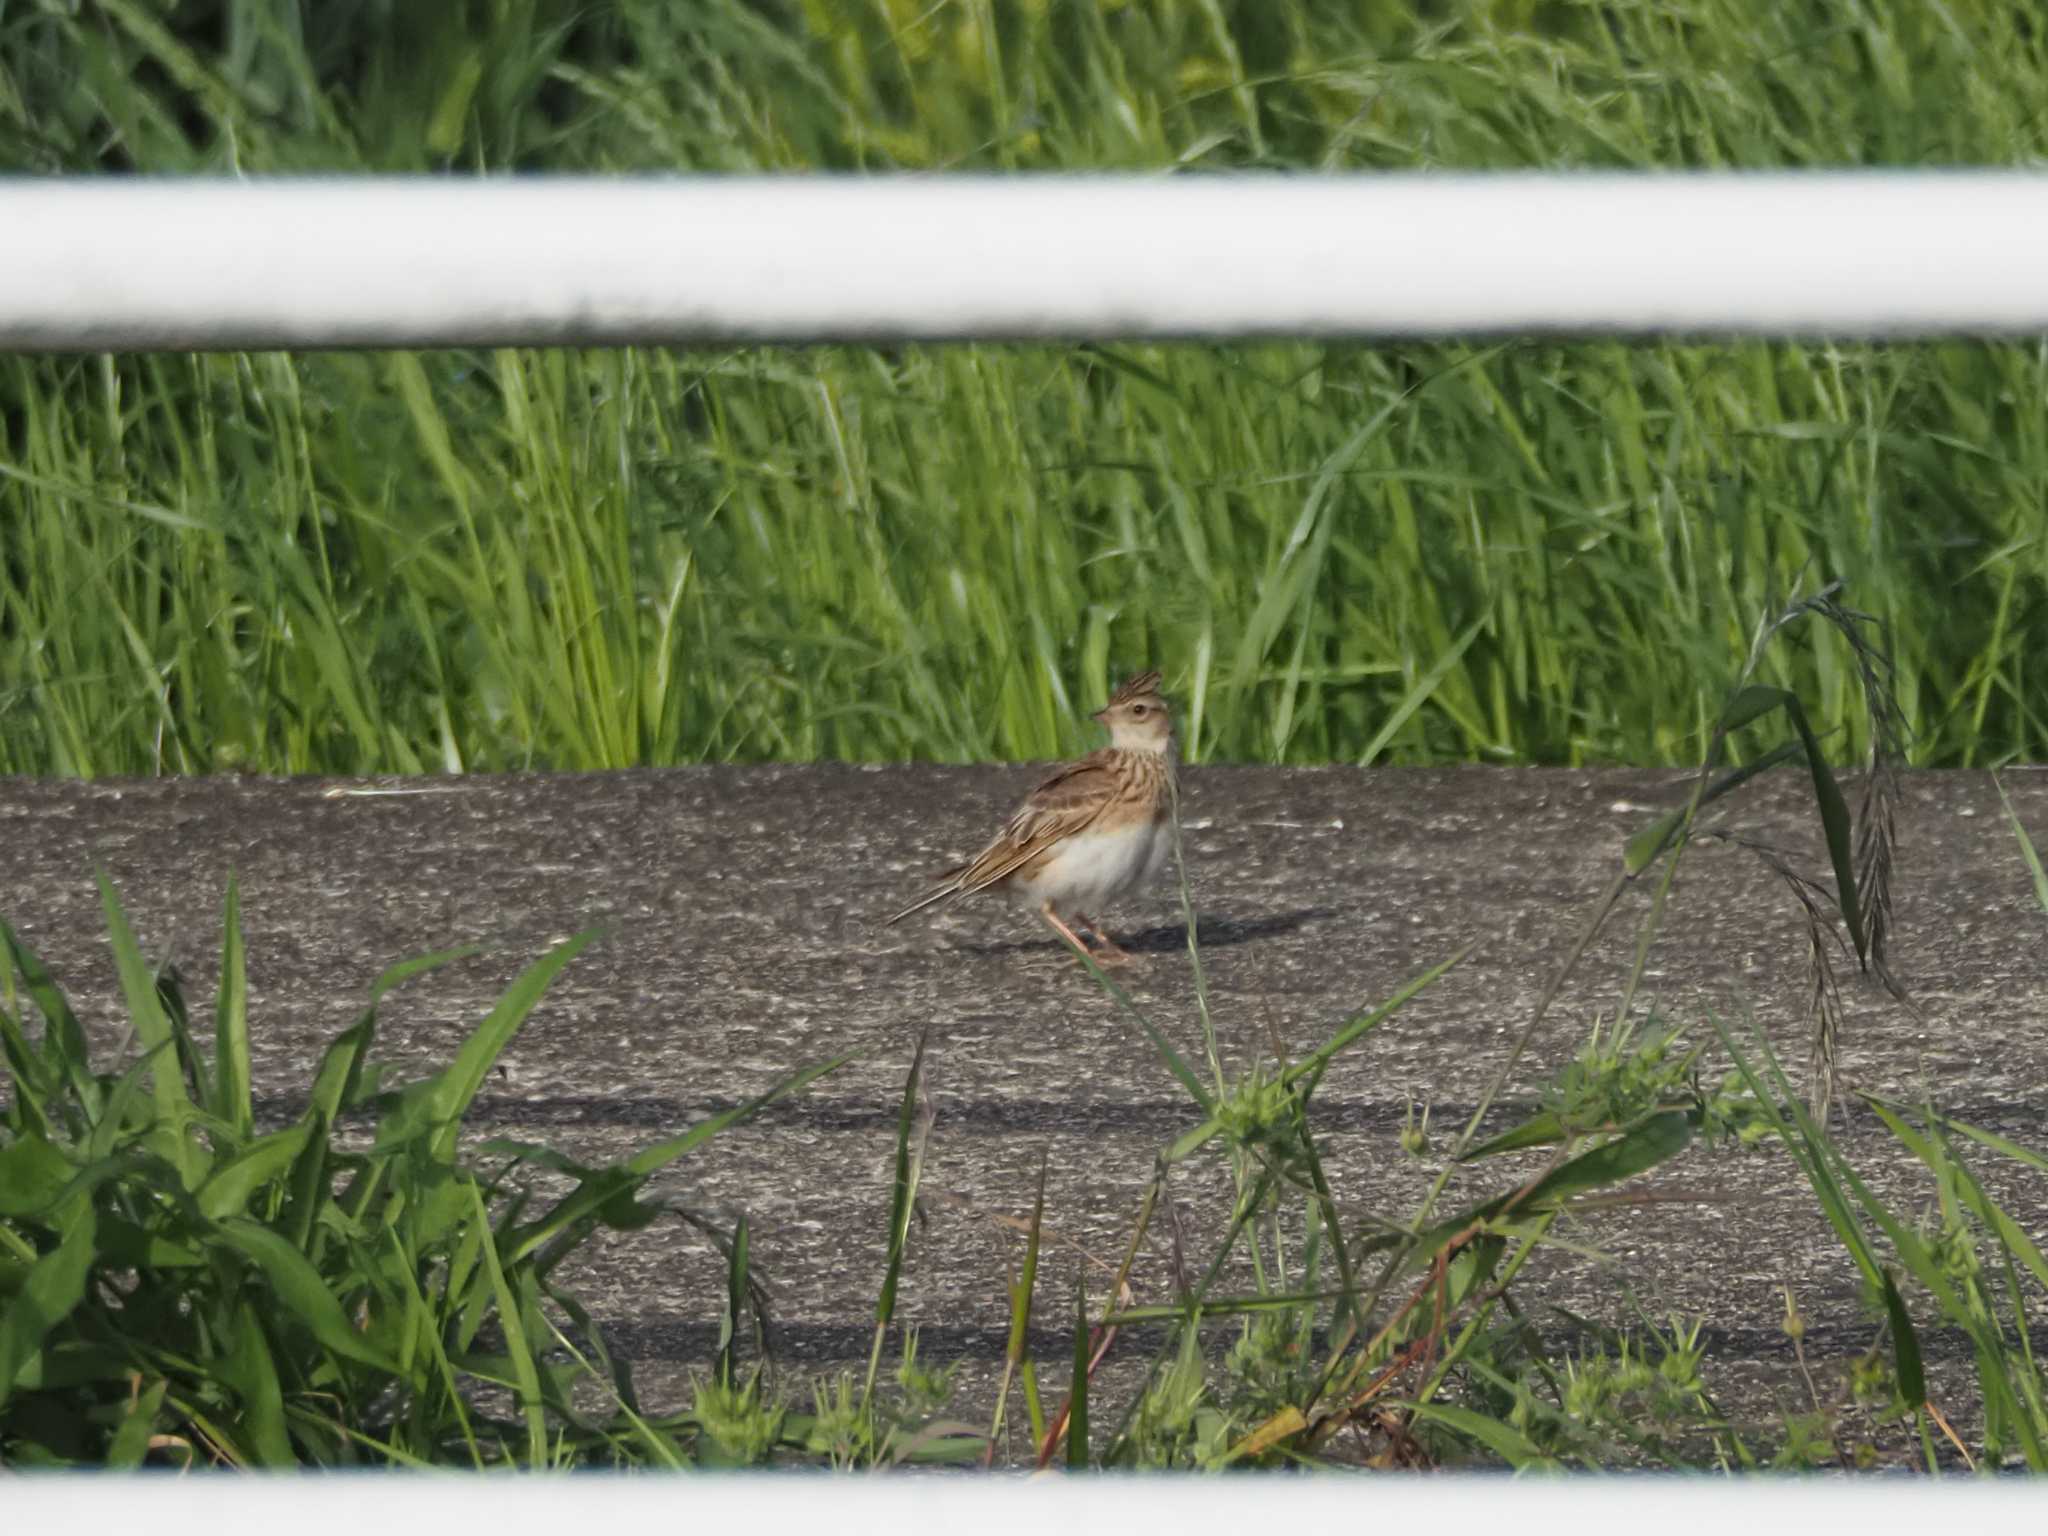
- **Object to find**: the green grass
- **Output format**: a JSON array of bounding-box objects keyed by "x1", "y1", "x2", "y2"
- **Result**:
[
  {"x1": 5, "y1": 1, "x2": 2048, "y2": 776},
  {"x1": 0, "y1": 872, "x2": 992, "y2": 1467}
]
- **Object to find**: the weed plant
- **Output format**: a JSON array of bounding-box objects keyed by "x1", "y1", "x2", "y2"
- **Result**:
[
  {"x1": 0, "y1": 875, "x2": 982, "y2": 1466},
  {"x1": 6, "y1": 4, "x2": 2048, "y2": 774}
]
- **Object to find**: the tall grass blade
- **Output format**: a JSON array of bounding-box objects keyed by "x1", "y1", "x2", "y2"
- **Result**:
[
  {"x1": 375, "y1": 930, "x2": 599, "y2": 1160},
  {"x1": 1623, "y1": 741, "x2": 1806, "y2": 875},
  {"x1": 2, "y1": 918, "x2": 103, "y2": 1123},
  {"x1": 469, "y1": 1180, "x2": 549, "y2": 1466},
  {"x1": 1288, "y1": 942, "x2": 1472, "y2": 1092},
  {"x1": 989, "y1": 1149, "x2": 1048, "y2": 1457},
  {"x1": 215, "y1": 873, "x2": 252, "y2": 1137},
  {"x1": 0, "y1": 1000, "x2": 56, "y2": 1141},
  {"x1": 1067, "y1": 1275, "x2": 1090, "y2": 1470},
  {"x1": 95, "y1": 870, "x2": 197, "y2": 1186},
  {"x1": 1357, "y1": 613, "x2": 1488, "y2": 768},
  {"x1": 718, "y1": 1214, "x2": 750, "y2": 1386},
  {"x1": 1996, "y1": 775, "x2": 2048, "y2": 916},
  {"x1": 865, "y1": 1026, "x2": 928, "y2": 1408}
]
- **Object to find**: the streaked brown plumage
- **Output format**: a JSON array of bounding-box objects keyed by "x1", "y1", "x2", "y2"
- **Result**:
[{"x1": 887, "y1": 670, "x2": 1176, "y2": 964}]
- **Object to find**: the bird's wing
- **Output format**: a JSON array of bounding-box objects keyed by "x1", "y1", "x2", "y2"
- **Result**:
[
  {"x1": 947, "y1": 752, "x2": 1123, "y2": 898},
  {"x1": 885, "y1": 753, "x2": 1124, "y2": 925}
]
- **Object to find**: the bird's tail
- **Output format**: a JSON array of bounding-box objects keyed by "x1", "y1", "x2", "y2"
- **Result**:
[{"x1": 884, "y1": 864, "x2": 967, "y2": 927}]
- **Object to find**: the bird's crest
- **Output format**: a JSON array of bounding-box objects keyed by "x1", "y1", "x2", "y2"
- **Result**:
[{"x1": 1104, "y1": 669, "x2": 1164, "y2": 708}]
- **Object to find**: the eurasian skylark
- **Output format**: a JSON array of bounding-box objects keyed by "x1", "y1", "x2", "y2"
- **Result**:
[{"x1": 887, "y1": 670, "x2": 1177, "y2": 965}]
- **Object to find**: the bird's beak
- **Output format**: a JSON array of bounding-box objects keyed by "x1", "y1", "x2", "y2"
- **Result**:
[{"x1": 1090, "y1": 706, "x2": 1109, "y2": 724}]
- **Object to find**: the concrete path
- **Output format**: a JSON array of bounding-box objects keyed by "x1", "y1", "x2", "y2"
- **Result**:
[{"x1": 5, "y1": 763, "x2": 2046, "y2": 1459}]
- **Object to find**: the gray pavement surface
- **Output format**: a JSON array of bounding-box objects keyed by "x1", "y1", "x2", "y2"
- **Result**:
[{"x1": 5, "y1": 763, "x2": 2048, "y2": 1462}]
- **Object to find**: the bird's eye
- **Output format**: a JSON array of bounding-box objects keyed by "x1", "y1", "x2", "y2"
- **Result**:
[{"x1": 1131, "y1": 703, "x2": 1149, "y2": 717}]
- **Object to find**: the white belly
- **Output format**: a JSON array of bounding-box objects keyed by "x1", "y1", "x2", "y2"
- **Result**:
[{"x1": 1014, "y1": 817, "x2": 1171, "y2": 914}]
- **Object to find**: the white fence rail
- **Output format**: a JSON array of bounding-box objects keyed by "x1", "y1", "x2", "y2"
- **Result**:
[
  {"x1": 7, "y1": 1466, "x2": 2043, "y2": 1531},
  {"x1": 5, "y1": 173, "x2": 2048, "y2": 351}
]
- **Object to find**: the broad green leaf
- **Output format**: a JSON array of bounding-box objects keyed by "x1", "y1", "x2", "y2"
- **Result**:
[
  {"x1": 1459, "y1": 1110, "x2": 1569, "y2": 1161},
  {"x1": 1881, "y1": 1268, "x2": 1926, "y2": 1409},
  {"x1": 367, "y1": 942, "x2": 483, "y2": 1007},
  {"x1": 154, "y1": 964, "x2": 211, "y2": 1116},
  {"x1": 1231, "y1": 407, "x2": 1391, "y2": 691},
  {"x1": 990, "y1": 1149, "x2": 1051, "y2": 1452},
  {"x1": 6, "y1": 1338, "x2": 133, "y2": 1394},
  {"x1": 1165, "y1": 1115, "x2": 1223, "y2": 1162},
  {"x1": 889, "y1": 1425, "x2": 996, "y2": 1466},
  {"x1": 1102, "y1": 1290, "x2": 1342, "y2": 1325},
  {"x1": 214, "y1": 1216, "x2": 400, "y2": 1375},
  {"x1": 307, "y1": 1011, "x2": 376, "y2": 1126},
  {"x1": 625, "y1": 1056, "x2": 847, "y2": 1181},
  {"x1": 0, "y1": 1134, "x2": 79, "y2": 1217},
  {"x1": 1782, "y1": 694, "x2": 1864, "y2": 965},
  {"x1": 1083, "y1": 954, "x2": 1212, "y2": 1115},
  {"x1": 199, "y1": 1123, "x2": 313, "y2": 1222},
  {"x1": 0, "y1": 1199, "x2": 96, "y2": 1410},
  {"x1": 1720, "y1": 683, "x2": 1791, "y2": 733},
  {"x1": 94, "y1": 1215, "x2": 206, "y2": 1269},
  {"x1": 1518, "y1": 1111, "x2": 1695, "y2": 1206},
  {"x1": 1400, "y1": 1399, "x2": 1556, "y2": 1469},
  {"x1": 1446, "y1": 1234, "x2": 1509, "y2": 1310},
  {"x1": 225, "y1": 1302, "x2": 296, "y2": 1467},
  {"x1": 1381, "y1": 1111, "x2": 1695, "y2": 1265},
  {"x1": 105, "y1": 1377, "x2": 169, "y2": 1468}
]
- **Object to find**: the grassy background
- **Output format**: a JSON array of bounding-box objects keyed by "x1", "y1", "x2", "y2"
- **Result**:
[{"x1": 4, "y1": 1, "x2": 2047, "y2": 775}]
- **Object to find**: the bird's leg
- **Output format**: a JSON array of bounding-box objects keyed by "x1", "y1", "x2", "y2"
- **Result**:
[
  {"x1": 1073, "y1": 913, "x2": 1133, "y2": 966},
  {"x1": 1038, "y1": 902, "x2": 1098, "y2": 962}
]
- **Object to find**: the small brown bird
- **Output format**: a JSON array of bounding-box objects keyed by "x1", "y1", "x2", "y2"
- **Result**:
[{"x1": 887, "y1": 670, "x2": 1177, "y2": 964}]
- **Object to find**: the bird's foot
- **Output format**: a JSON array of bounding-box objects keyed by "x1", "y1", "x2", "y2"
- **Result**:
[{"x1": 1075, "y1": 914, "x2": 1134, "y2": 966}]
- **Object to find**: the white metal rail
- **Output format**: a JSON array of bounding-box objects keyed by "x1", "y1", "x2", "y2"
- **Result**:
[
  {"x1": 5, "y1": 1467, "x2": 2041, "y2": 1529},
  {"x1": 4, "y1": 173, "x2": 2048, "y2": 351}
]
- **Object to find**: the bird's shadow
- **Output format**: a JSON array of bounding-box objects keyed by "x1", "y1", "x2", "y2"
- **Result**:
[{"x1": 953, "y1": 905, "x2": 1338, "y2": 961}]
